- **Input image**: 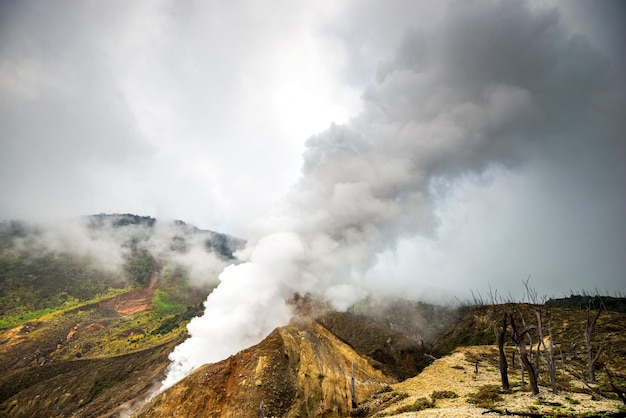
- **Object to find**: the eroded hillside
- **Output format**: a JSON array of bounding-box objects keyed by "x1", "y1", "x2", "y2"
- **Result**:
[{"x1": 135, "y1": 321, "x2": 396, "y2": 418}]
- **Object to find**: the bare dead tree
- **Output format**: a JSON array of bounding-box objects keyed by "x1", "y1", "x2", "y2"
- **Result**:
[
  {"x1": 527, "y1": 294, "x2": 558, "y2": 394},
  {"x1": 570, "y1": 369, "x2": 611, "y2": 400},
  {"x1": 510, "y1": 312, "x2": 539, "y2": 395},
  {"x1": 260, "y1": 400, "x2": 265, "y2": 418},
  {"x1": 524, "y1": 277, "x2": 559, "y2": 393},
  {"x1": 485, "y1": 286, "x2": 510, "y2": 391},
  {"x1": 605, "y1": 365, "x2": 626, "y2": 405},
  {"x1": 522, "y1": 277, "x2": 543, "y2": 383},
  {"x1": 510, "y1": 348, "x2": 525, "y2": 385},
  {"x1": 558, "y1": 345, "x2": 565, "y2": 376},
  {"x1": 491, "y1": 309, "x2": 510, "y2": 390},
  {"x1": 585, "y1": 300, "x2": 606, "y2": 382},
  {"x1": 518, "y1": 310, "x2": 537, "y2": 382},
  {"x1": 522, "y1": 276, "x2": 538, "y2": 305},
  {"x1": 350, "y1": 360, "x2": 357, "y2": 409},
  {"x1": 470, "y1": 289, "x2": 486, "y2": 306},
  {"x1": 535, "y1": 313, "x2": 558, "y2": 394}
]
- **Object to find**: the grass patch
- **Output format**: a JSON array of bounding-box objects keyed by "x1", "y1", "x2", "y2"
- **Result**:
[
  {"x1": 467, "y1": 384, "x2": 503, "y2": 409},
  {"x1": 152, "y1": 289, "x2": 184, "y2": 314},
  {"x1": 431, "y1": 390, "x2": 459, "y2": 399},
  {"x1": 393, "y1": 397, "x2": 434, "y2": 413},
  {"x1": 375, "y1": 385, "x2": 393, "y2": 394},
  {"x1": 0, "y1": 286, "x2": 131, "y2": 331}
]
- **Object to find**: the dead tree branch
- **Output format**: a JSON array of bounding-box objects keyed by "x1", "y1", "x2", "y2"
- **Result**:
[
  {"x1": 510, "y1": 312, "x2": 539, "y2": 395},
  {"x1": 585, "y1": 300, "x2": 605, "y2": 382}
]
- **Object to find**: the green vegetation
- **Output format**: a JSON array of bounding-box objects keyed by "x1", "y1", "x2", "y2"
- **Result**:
[
  {"x1": 90, "y1": 379, "x2": 118, "y2": 398},
  {"x1": 0, "y1": 286, "x2": 129, "y2": 331},
  {"x1": 392, "y1": 397, "x2": 434, "y2": 413},
  {"x1": 467, "y1": 384, "x2": 503, "y2": 409},
  {"x1": 0, "y1": 215, "x2": 236, "y2": 335},
  {"x1": 0, "y1": 252, "x2": 124, "y2": 318},
  {"x1": 431, "y1": 390, "x2": 458, "y2": 399},
  {"x1": 150, "y1": 304, "x2": 204, "y2": 336},
  {"x1": 152, "y1": 289, "x2": 184, "y2": 314},
  {"x1": 123, "y1": 247, "x2": 154, "y2": 286}
]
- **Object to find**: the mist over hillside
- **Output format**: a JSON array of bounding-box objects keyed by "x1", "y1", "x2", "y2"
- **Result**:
[{"x1": 0, "y1": 214, "x2": 243, "y2": 323}]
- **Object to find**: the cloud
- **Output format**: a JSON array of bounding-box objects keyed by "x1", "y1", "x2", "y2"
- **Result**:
[
  {"x1": 0, "y1": 0, "x2": 359, "y2": 236},
  {"x1": 162, "y1": 0, "x2": 625, "y2": 389},
  {"x1": 1, "y1": 0, "x2": 623, "y2": 392}
]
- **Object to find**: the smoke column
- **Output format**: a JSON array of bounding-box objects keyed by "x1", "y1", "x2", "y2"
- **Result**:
[{"x1": 162, "y1": 0, "x2": 624, "y2": 389}]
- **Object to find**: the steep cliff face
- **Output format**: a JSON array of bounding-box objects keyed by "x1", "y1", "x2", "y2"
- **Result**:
[{"x1": 135, "y1": 322, "x2": 395, "y2": 417}]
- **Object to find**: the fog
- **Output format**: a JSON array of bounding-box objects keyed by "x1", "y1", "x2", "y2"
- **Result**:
[{"x1": 2, "y1": 215, "x2": 237, "y2": 288}]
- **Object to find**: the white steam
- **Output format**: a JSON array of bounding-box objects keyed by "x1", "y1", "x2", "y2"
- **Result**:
[{"x1": 163, "y1": 0, "x2": 624, "y2": 389}]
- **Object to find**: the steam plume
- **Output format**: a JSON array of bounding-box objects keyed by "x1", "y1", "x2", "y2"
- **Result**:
[{"x1": 163, "y1": 0, "x2": 624, "y2": 388}]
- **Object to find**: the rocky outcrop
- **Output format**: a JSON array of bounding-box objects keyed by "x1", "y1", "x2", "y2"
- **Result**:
[{"x1": 135, "y1": 322, "x2": 394, "y2": 417}]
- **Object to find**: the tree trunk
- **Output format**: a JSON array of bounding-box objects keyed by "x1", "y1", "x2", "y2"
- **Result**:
[
  {"x1": 547, "y1": 318, "x2": 558, "y2": 393},
  {"x1": 350, "y1": 360, "x2": 357, "y2": 409},
  {"x1": 494, "y1": 311, "x2": 509, "y2": 390},
  {"x1": 510, "y1": 313, "x2": 539, "y2": 395},
  {"x1": 535, "y1": 311, "x2": 543, "y2": 382},
  {"x1": 535, "y1": 310, "x2": 557, "y2": 393},
  {"x1": 585, "y1": 302, "x2": 604, "y2": 383},
  {"x1": 518, "y1": 338, "x2": 539, "y2": 395},
  {"x1": 519, "y1": 312, "x2": 538, "y2": 383}
]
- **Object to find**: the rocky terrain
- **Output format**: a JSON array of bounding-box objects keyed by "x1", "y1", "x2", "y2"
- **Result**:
[{"x1": 132, "y1": 301, "x2": 626, "y2": 418}]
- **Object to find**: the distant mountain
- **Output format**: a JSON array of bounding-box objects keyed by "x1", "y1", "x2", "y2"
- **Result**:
[
  {"x1": 86, "y1": 213, "x2": 245, "y2": 260},
  {"x1": 0, "y1": 214, "x2": 244, "y2": 328},
  {"x1": 0, "y1": 214, "x2": 248, "y2": 416}
]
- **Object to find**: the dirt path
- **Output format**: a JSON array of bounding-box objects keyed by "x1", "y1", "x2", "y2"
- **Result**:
[{"x1": 103, "y1": 265, "x2": 160, "y2": 315}]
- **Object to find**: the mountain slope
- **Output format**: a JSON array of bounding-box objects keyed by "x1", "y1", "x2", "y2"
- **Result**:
[
  {"x1": 0, "y1": 214, "x2": 244, "y2": 332},
  {"x1": 135, "y1": 321, "x2": 395, "y2": 417},
  {"x1": 0, "y1": 214, "x2": 245, "y2": 416},
  {"x1": 0, "y1": 336, "x2": 182, "y2": 417}
]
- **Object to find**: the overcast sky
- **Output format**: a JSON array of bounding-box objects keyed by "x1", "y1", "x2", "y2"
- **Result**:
[{"x1": 1, "y1": 0, "x2": 625, "y2": 299}]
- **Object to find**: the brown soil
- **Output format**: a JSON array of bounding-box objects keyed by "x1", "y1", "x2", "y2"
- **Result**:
[{"x1": 102, "y1": 267, "x2": 159, "y2": 315}]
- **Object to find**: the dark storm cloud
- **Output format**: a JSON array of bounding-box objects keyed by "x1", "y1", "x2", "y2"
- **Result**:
[{"x1": 354, "y1": 0, "x2": 626, "y2": 297}]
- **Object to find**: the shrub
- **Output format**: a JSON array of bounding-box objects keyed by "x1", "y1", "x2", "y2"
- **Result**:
[
  {"x1": 393, "y1": 397, "x2": 434, "y2": 413},
  {"x1": 467, "y1": 384, "x2": 503, "y2": 409},
  {"x1": 431, "y1": 390, "x2": 459, "y2": 400}
]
